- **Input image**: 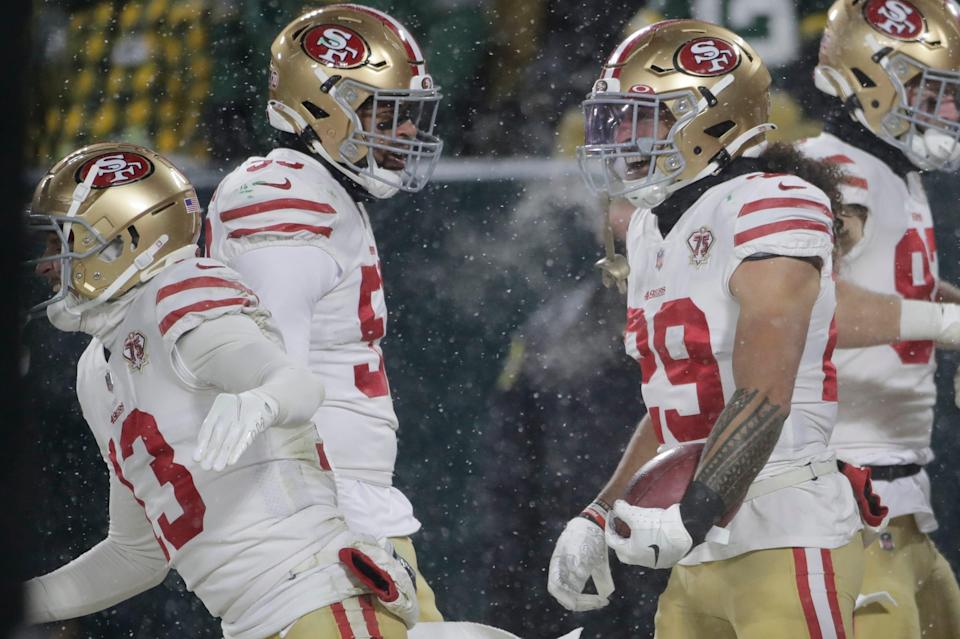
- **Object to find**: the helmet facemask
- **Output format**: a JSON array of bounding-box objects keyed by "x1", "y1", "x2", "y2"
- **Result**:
[
  {"x1": 334, "y1": 79, "x2": 443, "y2": 197},
  {"x1": 881, "y1": 55, "x2": 960, "y2": 170},
  {"x1": 579, "y1": 90, "x2": 697, "y2": 207}
]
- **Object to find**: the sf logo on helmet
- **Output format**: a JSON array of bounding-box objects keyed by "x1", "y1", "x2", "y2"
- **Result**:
[
  {"x1": 76, "y1": 152, "x2": 154, "y2": 189},
  {"x1": 675, "y1": 38, "x2": 741, "y2": 77},
  {"x1": 864, "y1": 0, "x2": 924, "y2": 40},
  {"x1": 302, "y1": 24, "x2": 369, "y2": 68}
]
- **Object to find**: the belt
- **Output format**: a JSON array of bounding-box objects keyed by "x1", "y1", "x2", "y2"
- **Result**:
[
  {"x1": 866, "y1": 463, "x2": 922, "y2": 482},
  {"x1": 744, "y1": 457, "x2": 838, "y2": 501}
]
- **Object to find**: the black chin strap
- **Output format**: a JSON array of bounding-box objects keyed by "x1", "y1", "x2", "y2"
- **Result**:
[{"x1": 822, "y1": 104, "x2": 917, "y2": 178}]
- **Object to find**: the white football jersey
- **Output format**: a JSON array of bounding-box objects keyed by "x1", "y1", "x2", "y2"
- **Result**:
[
  {"x1": 75, "y1": 258, "x2": 363, "y2": 639},
  {"x1": 624, "y1": 171, "x2": 861, "y2": 564},
  {"x1": 799, "y1": 133, "x2": 938, "y2": 530},
  {"x1": 206, "y1": 148, "x2": 418, "y2": 537}
]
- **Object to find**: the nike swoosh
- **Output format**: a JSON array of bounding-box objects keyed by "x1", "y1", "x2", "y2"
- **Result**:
[
  {"x1": 648, "y1": 544, "x2": 660, "y2": 565},
  {"x1": 255, "y1": 178, "x2": 292, "y2": 190},
  {"x1": 195, "y1": 263, "x2": 223, "y2": 270},
  {"x1": 778, "y1": 182, "x2": 804, "y2": 191}
]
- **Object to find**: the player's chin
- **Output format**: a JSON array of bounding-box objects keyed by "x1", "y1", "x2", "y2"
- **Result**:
[{"x1": 380, "y1": 155, "x2": 406, "y2": 171}]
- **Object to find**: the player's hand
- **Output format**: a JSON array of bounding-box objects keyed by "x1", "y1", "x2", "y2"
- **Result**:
[
  {"x1": 605, "y1": 501, "x2": 692, "y2": 569},
  {"x1": 339, "y1": 538, "x2": 419, "y2": 628},
  {"x1": 194, "y1": 390, "x2": 278, "y2": 471},
  {"x1": 547, "y1": 502, "x2": 615, "y2": 612}
]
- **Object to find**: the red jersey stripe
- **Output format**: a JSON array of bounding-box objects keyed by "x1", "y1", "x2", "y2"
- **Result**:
[
  {"x1": 824, "y1": 154, "x2": 854, "y2": 165},
  {"x1": 219, "y1": 198, "x2": 335, "y2": 222},
  {"x1": 315, "y1": 443, "x2": 333, "y2": 472},
  {"x1": 227, "y1": 223, "x2": 333, "y2": 239},
  {"x1": 359, "y1": 595, "x2": 384, "y2": 639},
  {"x1": 734, "y1": 220, "x2": 832, "y2": 246},
  {"x1": 793, "y1": 548, "x2": 824, "y2": 639},
  {"x1": 159, "y1": 298, "x2": 251, "y2": 335},
  {"x1": 842, "y1": 176, "x2": 868, "y2": 189},
  {"x1": 822, "y1": 317, "x2": 838, "y2": 402},
  {"x1": 739, "y1": 197, "x2": 833, "y2": 220},
  {"x1": 821, "y1": 549, "x2": 847, "y2": 639},
  {"x1": 330, "y1": 602, "x2": 356, "y2": 639},
  {"x1": 156, "y1": 277, "x2": 255, "y2": 304}
]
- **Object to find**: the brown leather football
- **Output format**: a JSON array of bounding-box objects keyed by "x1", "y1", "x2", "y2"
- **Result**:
[{"x1": 613, "y1": 442, "x2": 738, "y2": 537}]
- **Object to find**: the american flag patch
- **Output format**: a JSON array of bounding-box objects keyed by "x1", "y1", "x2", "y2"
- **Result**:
[{"x1": 184, "y1": 192, "x2": 201, "y2": 215}]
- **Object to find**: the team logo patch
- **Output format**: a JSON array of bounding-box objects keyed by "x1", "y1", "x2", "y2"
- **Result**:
[
  {"x1": 864, "y1": 0, "x2": 925, "y2": 40},
  {"x1": 879, "y1": 531, "x2": 896, "y2": 551},
  {"x1": 675, "y1": 37, "x2": 741, "y2": 77},
  {"x1": 301, "y1": 24, "x2": 369, "y2": 68},
  {"x1": 76, "y1": 152, "x2": 154, "y2": 189},
  {"x1": 122, "y1": 331, "x2": 148, "y2": 372},
  {"x1": 687, "y1": 226, "x2": 714, "y2": 267}
]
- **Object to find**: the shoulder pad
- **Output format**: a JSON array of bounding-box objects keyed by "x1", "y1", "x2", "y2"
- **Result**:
[
  {"x1": 152, "y1": 258, "x2": 268, "y2": 345},
  {"x1": 728, "y1": 173, "x2": 834, "y2": 261}
]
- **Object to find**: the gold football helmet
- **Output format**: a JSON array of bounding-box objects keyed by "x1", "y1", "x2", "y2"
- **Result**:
[
  {"x1": 27, "y1": 143, "x2": 200, "y2": 319},
  {"x1": 578, "y1": 20, "x2": 773, "y2": 208},
  {"x1": 267, "y1": 4, "x2": 443, "y2": 198},
  {"x1": 816, "y1": 0, "x2": 960, "y2": 170}
]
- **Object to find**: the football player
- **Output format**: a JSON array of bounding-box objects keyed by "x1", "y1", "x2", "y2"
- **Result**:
[
  {"x1": 203, "y1": 4, "x2": 444, "y2": 622},
  {"x1": 548, "y1": 21, "x2": 868, "y2": 637},
  {"x1": 797, "y1": 0, "x2": 960, "y2": 636},
  {"x1": 24, "y1": 143, "x2": 419, "y2": 639}
]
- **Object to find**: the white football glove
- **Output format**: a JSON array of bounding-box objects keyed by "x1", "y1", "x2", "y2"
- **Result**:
[
  {"x1": 547, "y1": 502, "x2": 615, "y2": 612},
  {"x1": 604, "y1": 501, "x2": 692, "y2": 569},
  {"x1": 339, "y1": 538, "x2": 419, "y2": 629},
  {"x1": 193, "y1": 390, "x2": 278, "y2": 471}
]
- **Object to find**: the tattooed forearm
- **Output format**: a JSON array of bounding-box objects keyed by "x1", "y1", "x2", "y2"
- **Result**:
[
  {"x1": 694, "y1": 388, "x2": 788, "y2": 507},
  {"x1": 678, "y1": 388, "x2": 788, "y2": 544}
]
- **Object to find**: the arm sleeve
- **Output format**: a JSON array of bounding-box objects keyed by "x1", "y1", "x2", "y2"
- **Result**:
[
  {"x1": 176, "y1": 313, "x2": 325, "y2": 426},
  {"x1": 228, "y1": 245, "x2": 341, "y2": 368},
  {"x1": 25, "y1": 471, "x2": 169, "y2": 623}
]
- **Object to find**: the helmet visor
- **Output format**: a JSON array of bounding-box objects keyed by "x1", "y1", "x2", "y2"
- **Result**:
[{"x1": 577, "y1": 91, "x2": 694, "y2": 198}]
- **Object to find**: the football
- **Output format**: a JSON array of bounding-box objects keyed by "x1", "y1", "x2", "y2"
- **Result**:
[{"x1": 613, "y1": 442, "x2": 738, "y2": 537}]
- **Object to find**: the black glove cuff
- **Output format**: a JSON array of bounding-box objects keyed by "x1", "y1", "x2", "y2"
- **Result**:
[{"x1": 678, "y1": 480, "x2": 727, "y2": 545}]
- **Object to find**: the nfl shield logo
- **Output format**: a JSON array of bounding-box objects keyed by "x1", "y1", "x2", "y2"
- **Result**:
[
  {"x1": 687, "y1": 227, "x2": 714, "y2": 268},
  {"x1": 655, "y1": 248, "x2": 665, "y2": 270},
  {"x1": 122, "y1": 331, "x2": 149, "y2": 372}
]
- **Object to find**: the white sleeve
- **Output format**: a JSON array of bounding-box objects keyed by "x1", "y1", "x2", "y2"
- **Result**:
[
  {"x1": 176, "y1": 313, "x2": 324, "y2": 426},
  {"x1": 26, "y1": 471, "x2": 169, "y2": 623},
  {"x1": 229, "y1": 246, "x2": 341, "y2": 368}
]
